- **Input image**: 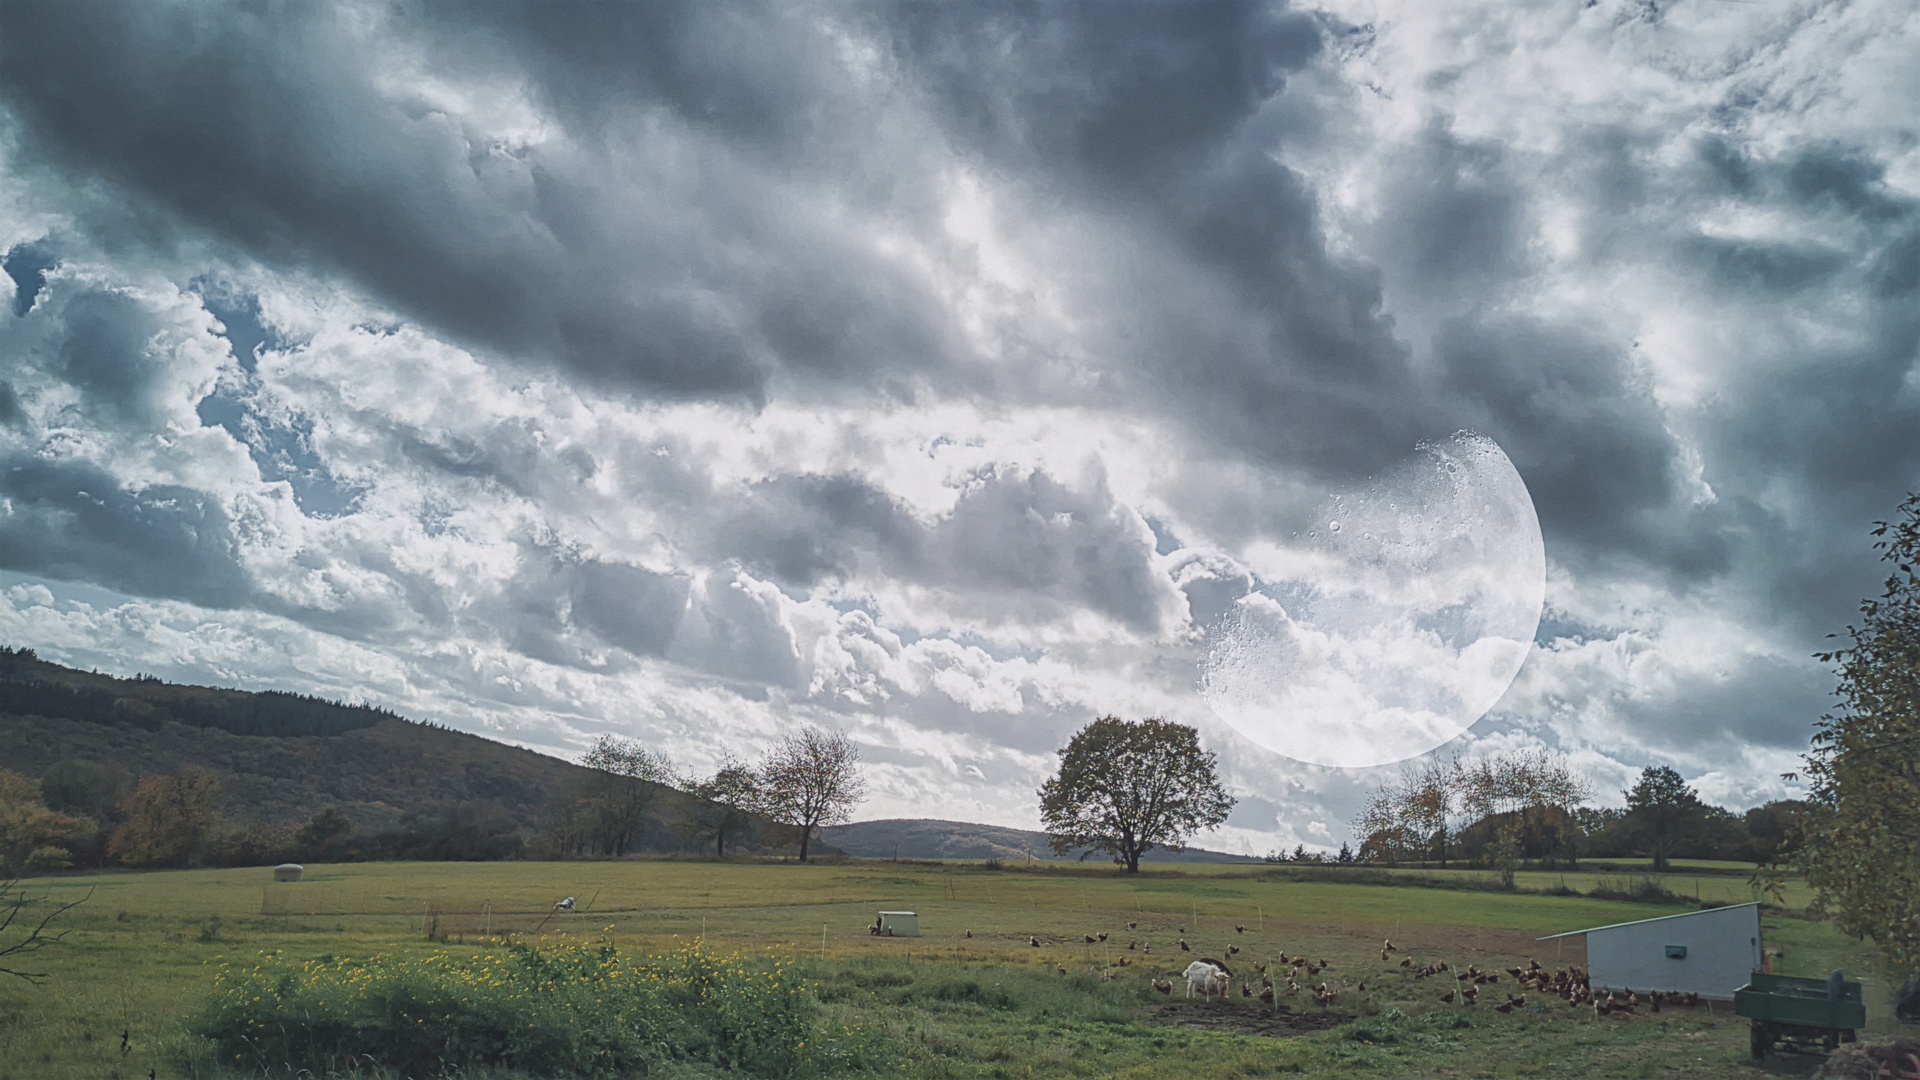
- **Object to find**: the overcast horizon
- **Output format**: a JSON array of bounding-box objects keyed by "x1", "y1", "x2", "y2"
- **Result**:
[{"x1": 1, "y1": 1, "x2": 1916, "y2": 854}]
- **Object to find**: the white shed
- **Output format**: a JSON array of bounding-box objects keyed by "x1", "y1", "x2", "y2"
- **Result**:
[
  {"x1": 1538, "y1": 901, "x2": 1761, "y2": 1000},
  {"x1": 877, "y1": 911, "x2": 920, "y2": 937}
]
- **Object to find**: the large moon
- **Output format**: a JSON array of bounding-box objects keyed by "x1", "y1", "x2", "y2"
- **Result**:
[{"x1": 1199, "y1": 431, "x2": 1545, "y2": 768}]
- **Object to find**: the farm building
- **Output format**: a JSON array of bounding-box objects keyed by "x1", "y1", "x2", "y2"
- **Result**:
[
  {"x1": 1539, "y1": 901, "x2": 1761, "y2": 1000},
  {"x1": 876, "y1": 911, "x2": 919, "y2": 936}
]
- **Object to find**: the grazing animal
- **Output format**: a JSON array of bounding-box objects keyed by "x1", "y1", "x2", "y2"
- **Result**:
[
  {"x1": 1495, "y1": 1001, "x2": 1513, "y2": 1014},
  {"x1": 1118, "y1": 957, "x2": 1130, "y2": 967},
  {"x1": 1235, "y1": 924, "x2": 1246, "y2": 934},
  {"x1": 965, "y1": 930, "x2": 972, "y2": 938},
  {"x1": 1440, "y1": 990, "x2": 1456, "y2": 1003},
  {"x1": 1029, "y1": 936, "x2": 1040, "y2": 947},
  {"x1": 1184, "y1": 960, "x2": 1230, "y2": 999},
  {"x1": 1383, "y1": 939, "x2": 1396, "y2": 952},
  {"x1": 1152, "y1": 979, "x2": 1172, "y2": 994},
  {"x1": 1381, "y1": 949, "x2": 1390, "y2": 961},
  {"x1": 1128, "y1": 921, "x2": 1137, "y2": 930},
  {"x1": 556, "y1": 897, "x2": 576, "y2": 911},
  {"x1": 1084, "y1": 935, "x2": 1098, "y2": 944},
  {"x1": 1401, "y1": 957, "x2": 1414, "y2": 968},
  {"x1": 1179, "y1": 940, "x2": 1191, "y2": 952},
  {"x1": 1098, "y1": 932, "x2": 1108, "y2": 942},
  {"x1": 1227, "y1": 945, "x2": 1240, "y2": 956},
  {"x1": 1241, "y1": 984, "x2": 1253, "y2": 998},
  {"x1": 1127, "y1": 941, "x2": 1137, "y2": 950},
  {"x1": 1056, "y1": 965, "x2": 1068, "y2": 976}
]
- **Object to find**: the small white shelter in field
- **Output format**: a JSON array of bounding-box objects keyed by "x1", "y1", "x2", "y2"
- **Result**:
[
  {"x1": 1539, "y1": 901, "x2": 1761, "y2": 1000},
  {"x1": 273, "y1": 863, "x2": 304, "y2": 882},
  {"x1": 877, "y1": 911, "x2": 919, "y2": 936}
]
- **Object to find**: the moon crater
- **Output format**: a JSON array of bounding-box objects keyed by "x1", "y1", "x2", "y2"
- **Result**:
[{"x1": 1200, "y1": 431, "x2": 1545, "y2": 768}]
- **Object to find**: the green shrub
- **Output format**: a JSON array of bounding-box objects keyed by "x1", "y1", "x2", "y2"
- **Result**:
[{"x1": 187, "y1": 940, "x2": 884, "y2": 1078}]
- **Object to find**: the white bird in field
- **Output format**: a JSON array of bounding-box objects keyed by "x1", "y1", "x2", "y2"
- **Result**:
[{"x1": 556, "y1": 897, "x2": 576, "y2": 910}]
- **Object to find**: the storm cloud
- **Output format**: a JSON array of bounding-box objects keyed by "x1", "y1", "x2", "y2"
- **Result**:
[{"x1": 0, "y1": 0, "x2": 1915, "y2": 850}]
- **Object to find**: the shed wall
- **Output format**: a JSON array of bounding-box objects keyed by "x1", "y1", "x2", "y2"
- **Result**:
[{"x1": 1587, "y1": 905, "x2": 1760, "y2": 1000}]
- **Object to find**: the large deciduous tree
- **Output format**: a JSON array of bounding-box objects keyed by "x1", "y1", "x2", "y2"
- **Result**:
[
  {"x1": 1623, "y1": 765, "x2": 1707, "y2": 872},
  {"x1": 757, "y1": 727, "x2": 865, "y2": 862},
  {"x1": 1038, "y1": 716, "x2": 1235, "y2": 873},
  {"x1": 1801, "y1": 492, "x2": 1920, "y2": 977},
  {"x1": 105, "y1": 768, "x2": 225, "y2": 868}
]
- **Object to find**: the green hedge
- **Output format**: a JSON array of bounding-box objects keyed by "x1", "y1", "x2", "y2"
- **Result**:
[{"x1": 189, "y1": 940, "x2": 884, "y2": 1078}]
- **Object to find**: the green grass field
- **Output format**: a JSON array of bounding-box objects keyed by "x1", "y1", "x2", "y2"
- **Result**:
[{"x1": 0, "y1": 859, "x2": 1893, "y2": 1079}]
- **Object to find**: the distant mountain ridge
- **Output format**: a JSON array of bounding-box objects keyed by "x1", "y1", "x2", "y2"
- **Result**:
[{"x1": 823, "y1": 818, "x2": 1263, "y2": 864}]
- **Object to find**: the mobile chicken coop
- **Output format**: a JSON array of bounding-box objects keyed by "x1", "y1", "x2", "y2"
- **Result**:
[
  {"x1": 875, "y1": 911, "x2": 919, "y2": 936},
  {"x1": 1538, "y1": 901, "x2": 1761, "y2": 999}
]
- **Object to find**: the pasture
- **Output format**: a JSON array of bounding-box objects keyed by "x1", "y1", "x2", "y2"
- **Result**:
[{"x1": 0, "y1": 858, "x2": 1890, "y2": 1079}]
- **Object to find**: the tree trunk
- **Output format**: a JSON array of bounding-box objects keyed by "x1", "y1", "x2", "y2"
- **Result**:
[{"x1": 798, "y1": 825, "x2": 811, "y2": 862}]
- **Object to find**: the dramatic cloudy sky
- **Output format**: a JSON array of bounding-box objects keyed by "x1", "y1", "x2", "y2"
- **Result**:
[{"x1": 1, "y1": 0, "x2": 1915, "y2": 853}]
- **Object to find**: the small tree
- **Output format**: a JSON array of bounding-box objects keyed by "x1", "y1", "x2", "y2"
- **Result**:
[
  {"x1": 684, "y1": 757, "x2": 761, "y2": 858},
  {"x1": 1623, "y1": 766, "x2": 1706, "y2": 872},
  {"x1": 1800, "y1": 492, "x2": 1920, "y2": 978},
  {"x1": 573, "y1": 736, "x2": 675, "y2": 856},
  {"x1": 757, "y1": 727, "x2": 865, "y2": 862},
  {"x1": 1037, "y1": 716, "x2": 1235, "y2": 873}
]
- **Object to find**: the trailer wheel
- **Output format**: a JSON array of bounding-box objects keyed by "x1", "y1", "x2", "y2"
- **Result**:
[
  {"x1": 1843, "y1": 1029, "x2": 1857, "y2": 1044},
  {"x1": 1750, "y1": 1021, "x2": 1768, "y2": 1059},
  {"x1": 1824, "y1": 1030, "x2": 1839, "y2": 1052}
]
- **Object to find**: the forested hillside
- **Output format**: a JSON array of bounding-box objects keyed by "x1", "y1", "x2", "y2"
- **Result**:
[{"x1": 0, "y1": 645, "x2": 781, "y2": 869}]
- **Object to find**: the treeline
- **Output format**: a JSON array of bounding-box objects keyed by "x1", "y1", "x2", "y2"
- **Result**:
[
  {"x1": 0, "y1": 645, "x2": 401, "y2": 738},
  {"x1": 1347, "y1": 751, "x2": 1808, "y2": 878},
  {"x1": 0, "y1": 728, "x2": 867, "y2": 873}
]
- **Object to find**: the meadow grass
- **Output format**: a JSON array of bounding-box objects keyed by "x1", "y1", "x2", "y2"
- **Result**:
[{"x1": 0, "y1": 859, "x2": 1887, "y2": 1079}]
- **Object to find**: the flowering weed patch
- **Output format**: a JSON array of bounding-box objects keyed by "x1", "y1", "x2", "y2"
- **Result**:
[{"x1": 188, "y1": 940, "x2": 884, "y2": 1078}]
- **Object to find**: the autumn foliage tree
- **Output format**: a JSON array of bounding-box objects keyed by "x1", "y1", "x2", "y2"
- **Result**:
[
  {"x1": 106, "y1": 768, "x2": 225, "y2": 868},
  {"x1": 1800, "y1": 492, "x2": 1920, "y2": 978},
  {"x1": 0, "y1": 771, "x2": 92, "y2": 874},
  {"x1": 1038, "y1": 716, "x2": 1235, "y2": 873},
  {"x1": 756, "y1": 727, "x2": 865, "y2": 862}
]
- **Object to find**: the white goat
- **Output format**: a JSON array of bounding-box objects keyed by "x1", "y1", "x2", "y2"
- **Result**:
[
  {"x1": 556, "y1": 896, "x2": 576, "y2": 911},
  {"x1": 1183, "y1": 959, "x2": 1230, "y2": 1000}
]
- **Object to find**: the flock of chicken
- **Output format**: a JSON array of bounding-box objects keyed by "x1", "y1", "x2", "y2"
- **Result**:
[{"x1": 990, "y1": 923, "x2": 1708, "y2": 1020}]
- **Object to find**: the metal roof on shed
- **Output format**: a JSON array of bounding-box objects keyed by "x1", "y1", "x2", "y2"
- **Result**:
[{"x1": 1535, "y1": 901, "x2": 1760, "y2": 940}]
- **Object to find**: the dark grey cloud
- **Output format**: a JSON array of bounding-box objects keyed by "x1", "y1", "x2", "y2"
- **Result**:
[
  {"x1": 3, "y1": 239, "x2": 55, "y2": 317},
  {"x1": 0, "y1": 459, "x2": 251, "y2": 607},
  {"x1": 0, "y1": 2, "x2": 972, "y2": 404},
  {"x1": 714, "y1": 467, "x2": 1171, "y2": 633}
]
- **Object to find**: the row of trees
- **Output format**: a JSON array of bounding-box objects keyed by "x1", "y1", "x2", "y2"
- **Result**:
[
  {"x1": 1353, "y1": 750, "x2": 1593, "y2": 877},
  {"x1": 1, "y1": 726, "x2": 868, "y2": 872},
  {"x1": 552, "y1": 726, "x2": 865, "y2": 862}
]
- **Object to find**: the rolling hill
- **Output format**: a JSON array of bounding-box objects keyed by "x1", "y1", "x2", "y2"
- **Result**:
[{"x1": 822, "y1": 818, "x2": 1264, "y2": 864}]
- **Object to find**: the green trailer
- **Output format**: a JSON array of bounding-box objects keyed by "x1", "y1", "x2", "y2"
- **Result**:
[{"x1": 1735, "y1": 970, "x2": 1864, "y2": 1058}]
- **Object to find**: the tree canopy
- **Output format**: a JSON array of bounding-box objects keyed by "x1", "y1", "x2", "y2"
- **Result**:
[
  {"x1": 1622, "y1": 765, "x2": 1708, "y2": 872},
  {"x1": 1037, "y1": 716, "x2": 1234, "y2": 873},
  {"x1": 756, "y1": 727, "x2": 865, "y2": 862},
  {"x1": 1800, "y1": 491, "x2": 1920, "y2": 978}
]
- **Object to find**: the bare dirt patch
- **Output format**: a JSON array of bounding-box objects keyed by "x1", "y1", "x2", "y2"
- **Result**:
[{"x1": 1143, "y1": 1000, "x2": 1355, "y2": 1037}]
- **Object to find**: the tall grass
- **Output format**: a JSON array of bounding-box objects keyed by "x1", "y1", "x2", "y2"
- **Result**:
[{"x1": 184, "y1": 939, "x2": 885, "y2": 1078}]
